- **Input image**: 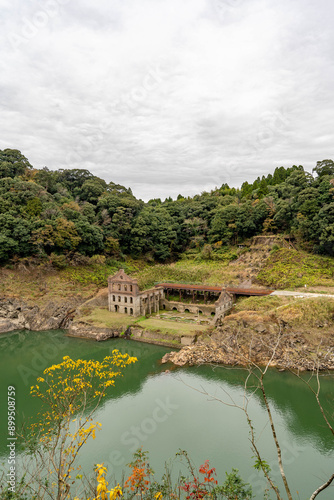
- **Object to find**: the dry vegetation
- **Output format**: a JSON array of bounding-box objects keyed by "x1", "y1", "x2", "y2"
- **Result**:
[
  {"x1": 134, "y1": 254, "x2": 256, "y2": 290},
  {"x1": 0, "y1": 266, "x2": 98, "y2": 306},
  {"x1": 232, "y1": 295, "x2": 295, "y2": 313},
  {"x1": 257, "y1": 248, "x2": 334, "y2": 289},
  {"x1": 78, "y1": 308, "x2": 130, "y2": 329},
  {"x1": 226, "y1": 294, "x2": 334, "y2": 332},
  {"x1": 277, "y1": 297, "x2": 334, "y2": 328}
]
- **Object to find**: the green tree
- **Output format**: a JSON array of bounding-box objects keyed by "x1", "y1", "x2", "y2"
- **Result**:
[
  {"x1": 25, "y1": 197, "x2": 43, "y2": 218},
  {"x1": 313, "y1": 159, "x2": 334, "y2": 178},
  {"x1": 130, "y1": 206, "x2": 177, "y2": 260},
  {"x1": 209, "y1": 202, "x2": 259, "y2": 245},
  {"x1": 31, "y1": 218, "x2": 81, "y2": 254},
  {"x1": 0, "y1": 148, "x2": 33, "y2": 178},
  {"x1": 34, "y1": 166, "x2": 58, "y2": 193},
  {"x1": 79, "y1": 178, "x2": 107, "y2": 204},
  {"x1": 74, "y1": 219, "x2": 104, "y2": 255},
  {"x1": 0, "y1": 233, "x2": 18, "y2": 262},
  {"x1": 0, "y1": 214, "x2": 33, "y2": 259},
  {"x1": 313, "y1": 203, "x2": 334, "y2": 255}
]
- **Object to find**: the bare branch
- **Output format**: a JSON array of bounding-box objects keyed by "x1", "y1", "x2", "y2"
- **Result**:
[{"x1": 309, "y1": 473, "x2": 334, "y2": 500}]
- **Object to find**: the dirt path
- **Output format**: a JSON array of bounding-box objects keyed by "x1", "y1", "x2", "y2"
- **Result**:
[{"x1": 271, "y1": 290, "x2": 334, "y2": 298}]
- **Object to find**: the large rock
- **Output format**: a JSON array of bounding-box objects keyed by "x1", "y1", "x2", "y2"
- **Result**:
[
  {"x1": 67, "y1": 321, "x2": 122, "y2": 341},
  {"x1": 0, "y1": 297, "x2": 82, "y2": 333}
]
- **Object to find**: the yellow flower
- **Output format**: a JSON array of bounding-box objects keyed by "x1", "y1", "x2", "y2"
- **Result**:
[
  {"x1": 109, "y1": 484, "x2": 123, "y2": 499},
  {"x1": 154, "y1": 493, "x2": 162, "y2": 500}
]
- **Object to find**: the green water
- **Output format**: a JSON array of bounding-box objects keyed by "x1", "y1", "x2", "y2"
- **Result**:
[{"x1": 0, "y1": 329, "x2": 333, "y2": 499}]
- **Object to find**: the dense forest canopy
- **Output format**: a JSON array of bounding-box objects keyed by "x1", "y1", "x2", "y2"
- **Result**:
[{"x1": 0, "y1": 148, "x2": 333, "y2": 263}]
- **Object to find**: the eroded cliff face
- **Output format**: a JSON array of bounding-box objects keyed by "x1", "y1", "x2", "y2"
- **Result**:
[
  {"x1": 0, "y1": 298, "x2": 81, "y2": 333},
  {"x1": 162, "y1": 322, "x2": 334, "y2": 371}
]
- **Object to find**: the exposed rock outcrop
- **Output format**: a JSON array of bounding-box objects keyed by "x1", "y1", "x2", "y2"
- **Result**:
[
  {"x1": 162, "y1": 324, "x2": 334, "y2": 371},
  {"x1": 0, "y1": 297, "x2": 83, "y2": 333},
  {"x1": 67, "y1": 321, "x2": 122, "y2": 341}
]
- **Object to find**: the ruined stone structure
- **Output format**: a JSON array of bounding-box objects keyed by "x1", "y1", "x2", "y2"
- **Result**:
[
  {"x1": 157, "y1": 283, "x2": 233, "y2": 321},
  {"x1": 214, "y1": 290, "x2": 234, "y2": 320},
  {"x1": 108, "y1": 269, "x2": 164, "y2": 316},
  {"x1": 108, "y1": 270, "x2": 237, "y2": 321}
]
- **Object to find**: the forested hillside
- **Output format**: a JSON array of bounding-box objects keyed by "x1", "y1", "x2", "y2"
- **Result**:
[{"x1": 0, "y1": 148, "x2": 333, "y2": 264}]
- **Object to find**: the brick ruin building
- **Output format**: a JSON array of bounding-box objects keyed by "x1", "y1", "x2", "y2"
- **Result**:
[
  {"x1": 108, "y1": 269, "x2": 233, "y2": 320},
  {"x1": 108, "y1": 269, "x2": 164, "y2": 316}
]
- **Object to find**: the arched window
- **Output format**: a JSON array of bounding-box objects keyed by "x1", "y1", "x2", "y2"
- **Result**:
[
  {"x1": 130, "y1": 285, "x2": 133, "y2": 292},
  {"x1": 113, "y1": 295, "x2": 115, "y2": 302},
  {"x1": 124, "y1": 297, "x2": 127, "y2": 303},
  {"x1": 130, "y1": 308, "x2": 133, "y2": 315},
  {"x1": 118, "y1": 296, "x2": 121, "y2": 302},
  {"x1": 124, "y1": 285, "x2": 127, "y2": 291},
  {"x1": 124, "y1": 307, "x2": 128, "y2": 314},
  {"x1": 118, "y1": 284, "x2": 121, "y2": 291},
  {"x1": 130, "y1": 297, "x2": 133, "y2": 304}
]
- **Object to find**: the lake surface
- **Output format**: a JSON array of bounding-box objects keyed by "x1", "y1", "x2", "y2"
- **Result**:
[{"x1": 0, "y1": 329, "x2": 333, "y2": 499}]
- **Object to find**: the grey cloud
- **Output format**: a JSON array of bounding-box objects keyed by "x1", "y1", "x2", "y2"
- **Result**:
[{"x1": 0, "y1": 0, "x2": 333, "y2": 200}]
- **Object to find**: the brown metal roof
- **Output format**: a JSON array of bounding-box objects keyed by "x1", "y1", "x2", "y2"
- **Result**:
[
  {"x1": 156, "y1": 282, "x2": 273, "y2": 296},
  {"x1": 155, "y1": 283, "x2": 223, "y2": 292}
]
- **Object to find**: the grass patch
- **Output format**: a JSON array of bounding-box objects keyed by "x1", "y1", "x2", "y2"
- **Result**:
[
  {"x1": 135, "y1": 254, "x2": 242, "y2": 290},
  {"x1": 134, "y1": 317, "x2": 208, "y2": 336},
  {"x1": 257, "y1": 248, "x2": 334, "y2": 289},
  {"x1": 0, "y1": 268, "x2": 99, "y2": 304},
  {"x1": 227, "y1": 296, "x2": 334, "y2": 330},
  {"x1": 276, "y1": 297, "x2": 334, "y2": 327},
  {"x1": 60, "y1": 260, "x2": 142, "y2": 287},
  {"x1": 78, "y1": 308, "x2": 132, "y2": 329},
  {"x1": 77, "y1": 309, "x2": 209, "y2": 336},
  {"x1": 233, "y1": 295, "x2": 295, "y2": 313}
]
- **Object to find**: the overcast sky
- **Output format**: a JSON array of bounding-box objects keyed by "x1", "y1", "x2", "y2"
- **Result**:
[{"x1": 1, "y1": 0, "x2": 333, "y2": 200}]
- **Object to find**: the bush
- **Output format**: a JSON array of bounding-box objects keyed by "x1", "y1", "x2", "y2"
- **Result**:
[{"x1": 50, "y1": 253, "x2": 67, "y2": 269}]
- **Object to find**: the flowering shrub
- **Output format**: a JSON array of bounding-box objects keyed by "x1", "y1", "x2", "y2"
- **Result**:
[
  {"x1": 89, "y1": 450, "x2": 252, "y2": 500},
  {"x1": 179, "y1": 451, "x2": 218, "y2": 499},
  {"x1": 124, "y1": 448, "x2": 153, "y2": 498},
  {"x1": 26, "y1": 352, "x2": 137, "y2": 500},
  {"x1": 8, "y1": 353, "x2": 254, "y2": 500}
]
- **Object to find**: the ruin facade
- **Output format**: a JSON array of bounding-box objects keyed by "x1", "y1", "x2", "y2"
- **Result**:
[{"x1": 108, "y1": 269, "x2": 164, "y2": 317}]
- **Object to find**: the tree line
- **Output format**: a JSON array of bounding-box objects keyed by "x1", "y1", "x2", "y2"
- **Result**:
[{"x1": 0, "y1": 148, "x2": 333, "y2": 263}]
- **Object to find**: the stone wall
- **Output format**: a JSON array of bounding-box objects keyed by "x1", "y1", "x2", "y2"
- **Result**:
[
  {"x1": 161, "y1": 299, "x2": 215, "y2": 317},
  {"x1": 214, "y1": 291, "x2": 234, "y2": 322}
]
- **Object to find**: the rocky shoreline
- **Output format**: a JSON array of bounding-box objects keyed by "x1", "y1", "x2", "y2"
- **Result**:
[
  {"x1": 0, "y1": 296, "x2": 194, "y2": 349},
  {"x1": 161, "y1": 322, "x2": 334, "y2": 371},
  {"x1": 1, "y1": 296, "x2": 334, "y2": 371},
  {"x1": 0, "y1": 297, "x2": 81, "y2": 333}
]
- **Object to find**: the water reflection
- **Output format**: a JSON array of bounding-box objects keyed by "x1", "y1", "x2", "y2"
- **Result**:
[
  {"x1": 0, "y1": 329, "x2": 333, "y2": 500},
  {"x1": 179, "y1": 364, "x2": 334, "y2": 453}
]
